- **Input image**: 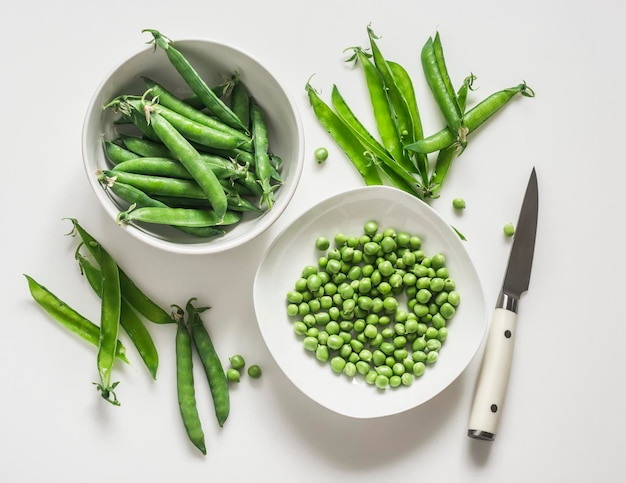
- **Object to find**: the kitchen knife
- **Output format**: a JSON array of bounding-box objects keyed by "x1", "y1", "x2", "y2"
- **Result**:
[{"x1": 467, "y1": 167, "x2": 538, "y2": 441}]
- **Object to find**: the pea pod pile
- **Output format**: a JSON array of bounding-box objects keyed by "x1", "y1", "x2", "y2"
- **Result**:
[
  {"x1": 285, "y1": 220, "x2": 460, "y2": 390},
  {"x1": 23, "y1": 219, "x2": 241, "y2": 455},
  {"x1": 25, "y1": 219, "x2": 175, "y2": 405},
  {"x1": 307, "y1": 24, "x2": 534, "y2": 199},
  {"x1": 98, "y1": 29, "x2": 283, "y2": 238}
]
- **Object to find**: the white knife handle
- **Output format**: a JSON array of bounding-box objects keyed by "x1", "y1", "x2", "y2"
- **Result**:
[{"x1": 468, "y1": 307, "x2": 517, "y2": 441}]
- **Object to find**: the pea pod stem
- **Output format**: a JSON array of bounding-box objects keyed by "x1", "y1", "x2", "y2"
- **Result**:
[
  {"x1": 24, "y1": 274, "x2": 130, "y2": 363},
  {"x1": 405, "y1": 82, "x2": 535, "y2": 154},
  {"x1": 143, "y1": 29, "x2": 248, "y2": 133}
]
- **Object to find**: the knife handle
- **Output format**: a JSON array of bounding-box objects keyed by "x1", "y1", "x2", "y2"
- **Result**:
[{"x1": 467, "y1": 307, "x2": 517, "y2": 441}]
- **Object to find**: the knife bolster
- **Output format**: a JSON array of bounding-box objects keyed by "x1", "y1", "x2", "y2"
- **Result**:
[{"x1": 496, "y1": 291, "x2": 519, "y2": 313}]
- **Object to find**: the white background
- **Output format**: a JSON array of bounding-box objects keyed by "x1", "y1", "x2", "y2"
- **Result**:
[{"x1": 2, "y1": 1, "x2": 624, "y2": 481}]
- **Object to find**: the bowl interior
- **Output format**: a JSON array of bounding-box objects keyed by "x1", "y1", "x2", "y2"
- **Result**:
[
  {"x1": 254, "y1": 186, "x2": 487, "y2": 418},
  {"x1": 82, "y1": 38, "x2": 303, "y2": 254}
]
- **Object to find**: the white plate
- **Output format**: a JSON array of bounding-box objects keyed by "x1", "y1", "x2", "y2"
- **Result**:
[{"x1": 253, "y1": 186, "x2": 487, "y2": 418}]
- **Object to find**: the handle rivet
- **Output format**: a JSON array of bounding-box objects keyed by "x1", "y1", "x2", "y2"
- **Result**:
[
  {"x1": 490, "y1": 404, "x2": 498, "y2": 413},
  {"x1": 504, "y1": 330, "x2": 512, "y2": 338}
]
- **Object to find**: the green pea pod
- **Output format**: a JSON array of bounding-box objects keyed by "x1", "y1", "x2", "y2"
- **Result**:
[
  {"x1": 305, "y1": 80, "x2": 382, "y2": 186},
  {"x1": 24, "y1": 274, "x2": 129, "y2": 364},
  {"x1": 146, "y1": 109, "x2": 229, "y2": 221},
  {"x1": 143, "y1": 29, "x2": 248, "y2": 133},
  {"x1": 143, "y1": 77, "x2": 250, "y2": 144},
  {"x1": 94, "y1": 243, "x2": 122, "y2": 406},
  {"x1": 405, "y1": 83, "x2": 535, "y2": 154},
  {"x1": 250, "y1": 98, "x2": 276, "y2": 210},
  {"x1": 101, "y1": 178, "x2": 225, "y2": 239},
  {"x1": 230, "y1": 81, "x2": 251, "y2": 131},
  {"x1": 351, "y1": 47, "x2": 407, "y2": 171},
  {"x1": 117, "y1": 206, "x2": 242, "y2": 228},
  {"x1": 103, "y1": 169, "x2": 207, "y2": 199},
  {"x1": 387, "y1": 60, "x2": 430, "y2": 188},
  {"x1": 120, "y1": 134, "x2": 172, "y2": 158},
  {"x1": 66, "y1": 218, "x2": 175, "y2": 324},
  {"x1": 103, "y1": 140, "x2": 140, "y2": 165},
  {"x1": 174, "y1": 310, "x2": 207, "y2": 455},
  {"x1": 421, "y1": 34, "x2": 467, "y2": 146},
  {"x1": 77, "y1": 253, "x2": 159, "y2": 379},
  {"x1": 186, "y1": 298, "x2": 230, "y2": 427},
  {"x1": 124, "y1": 96, "x2": 253, "y2": 153},
  {"x1": 329, "y1": 84, "x2": 424, "y2": 199},
  {"x1": 367, "y1": 26, "x2": 418, "y2": 174}
]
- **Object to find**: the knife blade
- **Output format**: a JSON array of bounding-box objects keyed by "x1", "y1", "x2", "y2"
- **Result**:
[{"x1": 467, "y1": 167, "x2": 538, "y2": 441}]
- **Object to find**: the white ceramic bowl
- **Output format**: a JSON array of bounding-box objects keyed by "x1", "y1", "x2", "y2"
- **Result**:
[
  {"x1": 82, "y1": 37, "x2": 304, "y2": 254},
  {"x1": 254, "y1": 186, "x2": 487, "y2": 418}
]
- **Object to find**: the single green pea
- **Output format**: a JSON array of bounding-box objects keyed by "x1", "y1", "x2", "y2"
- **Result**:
[
  {"x1": 226, "y1": 368, "x2": 241, "y2": 383},
  {"x1": 396, "y1": 231, "x2": 410, "y2": 247},
  {"x1": 448, "y1": 290, "x2": 461, "y2": 306},
  {"x1": 503, "y1": 222, "x2": 515, "y2": 237},
  {"x1": 412, "y1": 337, "x2": 427, "y2": 352},
  {"x1": 325, "y1": 258, "x2": 342, "y2": 274},
  {"x1": 247, "y1": 365, "x2": 262, "y2": 378},
  {"x1": 316, "y1": 344, "x2": 330, "y2": 362},
  {"x1": 381, "y1": 327, "x2": 395, "y2": 339},
  {"x1": 229, "y1": 354, "x2": 246, "y2": 370},
  {"x1": 394, "y1": 348, "x2": 409, "y2": 361},
  {"x1": 334, "y1": 232, "x2": 347, "y2": 246},
  {"x1": 315, "y1": 236, "x2": 330, "y2": 251},
  {"x1": 427, "y1": 339, "x2": 442, "y2": 352},
  {"x1": 339, "y1": 344, "x2": 352, "y2": 359},
  {"x1": 287, "y1": 304, "x2": 299, "y2": 317},
  {"x1": 425, "y1": 327, "x2": 439, "y2": 340},
  {"x1": 432, "y1": 313, "x2": 446, "y2": 330},
  {"x1": 314, "y1": 147, "x2": 329, "y2": 163},
  {"x1": 330, "y1": 356, "x2": 347, "y2": 373},
  {"x1": 401, "y1": 372, "x2": 414, "y2": 386},
  {"x1": 317, "y1": 330, "x2": 329, "y2": 345},
  {"x1": 286, "y1": 290, "x2": 303, "y2": 304},
  {"x1": 440, "y1": 302, "x2": 456, "y2": 320},
  {"x1": 343, "y1": 361, "x2": 357, "y2": 377},
  {"x1": 294, "y1": 278, "x2": 308, "y2": 292},
  {"x1": 327, "y1": 334, "x2": 343, "y2": 350},
  {"x1": 359, "y1": 348, "x2": 373, "y2": 362},
  {"x1": 378, "y1": 260, "x2": 394, "y2": 277},
  {"x1": 318, "y1": 256, "x2": 328, "y2": 268},
  {"x1": 303, "y1": 336, "x2": 318, "y2": 352},
  {"x1": 389, "y1": 375, "x2": 402, "y2": 388},
  {"x1": 436, "y1": 267, "x2": 450, "y2": 279},
  {"x1": 383, "y1": 296, "x2": 398, "y2": 313},
  {"x1": 380, "y1": 342, "x2": 395, "y2": 356},
  {"x1": 403, "y1": 358, "x2": 415, "y2": 372},
  {"x1": 375, "y1": 374, "x2": 390, "y2": 389},
  {"x1": 293, "y1": 321, "x2": 308, "y2": 336},
  {"x1": 365, "y1": 370, "x2": 378, "y2": 385},
  {"x1": 372, "y1": 350, "x2": 386, "y2": 366},
  {"x1": 452, "y1": 197, "x2": 466, "y2": 210},
  {"x1": 437, "y1": 327, "x2": 449, "y2": 341},
  {"x1": 364, "y1": 221, "x2": 378, "y2": 236},
  {"x1": 405, "y1": 318, "x2": 419, "y2": 334},
  {"x1": 409, "y1": 236, "x2": 422, "y2": 250},
  {"x1": 356, "y1": 360, "x2": 371, "y2": 375},
  {"x1": 307, "y1": 298, "x2": 321, "y2": 313},
  {"x1": 430, "y1": 277, "x2": 445, "y2": 292},
  {"x1": 413, "y1": 361, "x2": 426, "y2": 377},
  {"x1": 306, "y1": 327, "x2": 319, "y2": 338},
  {"x1": 327, "y1": 321, "x2": 343, "y2": 337},
  {"x1": 426, "y1": 351, "x2": 439, "y2": 364}
]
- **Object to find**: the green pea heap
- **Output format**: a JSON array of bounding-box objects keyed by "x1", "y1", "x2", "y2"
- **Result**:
[{"x1": 286, "y1": 220, "x2": 460, "y2": 390}]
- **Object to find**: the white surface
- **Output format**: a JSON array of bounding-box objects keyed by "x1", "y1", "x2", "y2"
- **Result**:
[
  {"x1": 82, "y1": 38, "x2": 304, "y2": 254},
  {"x1": 2, "y1": 1, "x2": 625, "y2": 481},
  {"x1": 254, "y1": 185, "x2": 487, "y2": 419}
]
